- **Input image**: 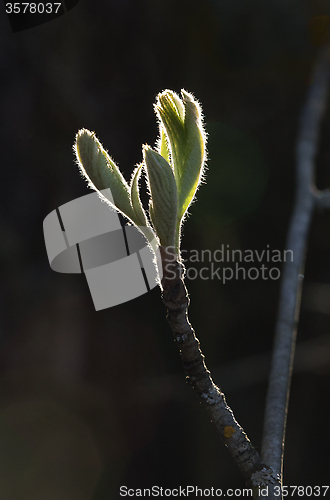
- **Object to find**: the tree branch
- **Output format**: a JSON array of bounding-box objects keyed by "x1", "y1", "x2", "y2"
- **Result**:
[
  {"x1": 160, "y1": 47, "x2": 330, "y2": 499},
  {"x1": 261, "y1": 46, "x2": 330, "y2": 481},
  {"x1": 160, "y1": 246, "x2": 280, "y2": 492}
]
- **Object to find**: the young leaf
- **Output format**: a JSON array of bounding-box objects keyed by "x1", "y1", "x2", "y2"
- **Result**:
[
  {"x1": 74, "y1": 129, "x2": 136, "y2": 222},
  {"x1": 130, "y1": 164, "x2": 149, "y2": 227},
  {"x1": 155, "y1": 90, "x2": 185, "y2": 183},
  {"x1": 154, "y1": 89, "x2": 206, "y2": 222},
  {"x1": 157, "y1": 127, "x2": 170, "y2": 165},
  {"x1": 178, "y1": 90, "x2": 206, "y2": 219},
  {"x1": 143, "y1": 145, "x2": 178, "y2": 248}
]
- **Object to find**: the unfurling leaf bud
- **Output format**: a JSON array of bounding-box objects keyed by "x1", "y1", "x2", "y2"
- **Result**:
[
  {"x1": 74, "y1": 89, "x2": 206, "y2": 257},
  {"x1": 143, "y1": 146, "x2": 178, "y2": 248},
  {"x1": 155, "y1": 89, "x2": 206, "y2": 222},
  {"x1": 74, "y1": 129, "x2": 136, "y2": 222}
]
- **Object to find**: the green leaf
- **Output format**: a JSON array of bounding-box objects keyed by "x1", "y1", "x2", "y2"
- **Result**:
[
  {"x1": 155, "y1": 90, "x2": 185, "y2": 184},
  {"x1": 158, "y1": 127, "x2": 170, "y2": 165},
  {"x1": 130, "y1": 164, "x2": 149, "y2": 227},
  {"x1": 75, "y1": 129, "x2": 136, "y2": 222},
  {"x1": 154, "y1": 90, "x2": 206, "y2": 222},
  {"x1": 177, "y1": 90, "x2": 206, "y2": 219},
  {"x1": 143, "y1": 146, "x2": 178, "y2": 248}
]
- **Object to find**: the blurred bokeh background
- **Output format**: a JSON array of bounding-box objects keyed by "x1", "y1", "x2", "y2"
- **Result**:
[{"x1": 1, "y1": 0, "x2": 330, "y2": 498}]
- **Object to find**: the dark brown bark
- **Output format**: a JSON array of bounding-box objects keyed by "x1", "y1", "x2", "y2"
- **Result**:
[{"x1": 160, "y1": 245, "x2": 279, "y2": 488}]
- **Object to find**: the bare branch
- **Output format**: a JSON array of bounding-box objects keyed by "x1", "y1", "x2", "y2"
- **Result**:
[
  {"x1": 261, "y1": 46, "x2": 330, "y2": 480},
  {"x1": 160, "y1": 246, "x2": 280, "y2": 491}
]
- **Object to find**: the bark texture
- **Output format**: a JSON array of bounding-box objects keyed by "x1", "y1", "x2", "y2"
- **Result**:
[{"x1": 160, "y1": 246, "x2": 279, "y2": 489}]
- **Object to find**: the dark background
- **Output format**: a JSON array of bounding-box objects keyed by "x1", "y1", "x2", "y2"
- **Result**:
[{"x1": 1, "y1": 0, "x2": 330, "y2": 498}]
